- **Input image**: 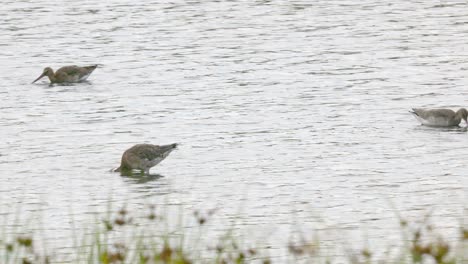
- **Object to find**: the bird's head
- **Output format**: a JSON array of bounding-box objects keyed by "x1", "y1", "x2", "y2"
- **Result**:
[{"x1": 32, "y1": 67, "x2": 53, "y2": 83}]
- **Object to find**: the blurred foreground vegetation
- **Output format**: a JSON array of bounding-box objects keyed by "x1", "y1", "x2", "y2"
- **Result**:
[{"x1": 0, "y1": 205, "x2": 466, "y2": 264}]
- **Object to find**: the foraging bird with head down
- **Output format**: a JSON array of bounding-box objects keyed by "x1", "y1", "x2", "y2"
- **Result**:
[
  {"x1": 114, "y1": 143, "x2": 178, "y2": 175},
  {"x1": 32, "y1": 65, "x2": 98, "y2": 84},
  {"x1": 410, "y1": 108, "x2": 468, "y2": 127}
]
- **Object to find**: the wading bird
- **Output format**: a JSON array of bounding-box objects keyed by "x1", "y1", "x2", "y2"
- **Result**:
[
  {"x1": 114, "y1": 143, "x2": 178, "y2": 175},
  {"x1": 410, "y1": 108, "x2": 468, "y2": 127},
  {"x1": 32, "y1": 65, "x2": 98, "y2": 84}
]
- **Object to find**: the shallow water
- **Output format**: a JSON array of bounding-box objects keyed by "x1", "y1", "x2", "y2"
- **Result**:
[{"x1": 0, "y1": 0, "x2": 467, "y2": 260}]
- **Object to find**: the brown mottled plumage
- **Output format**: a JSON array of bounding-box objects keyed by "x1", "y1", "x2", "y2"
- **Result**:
[
  {"x1": 32, "y1": 65, "x2": 98, "y2": 84},
  {"x1": 410, "y1": 108, "x2": 468, "y2": 127},
  {"x1": 115, "y1": 143, "x2": 177, "y2": 175}
]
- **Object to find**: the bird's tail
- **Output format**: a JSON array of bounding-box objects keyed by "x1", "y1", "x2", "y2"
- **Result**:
[
  {"x1": 161, "y1": 143, "x2": 178, "y2": 151},
  {"x1": 85, "y1": 65, "x2": 99, "y2": 71},
  {"x1": 159, "y1": 143, "x2": 178, "y2": 157}
]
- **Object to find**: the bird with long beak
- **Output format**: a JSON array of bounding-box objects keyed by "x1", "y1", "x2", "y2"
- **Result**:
[{"x1": 32, "y1": 65, "x2": 98, "y2": 84}]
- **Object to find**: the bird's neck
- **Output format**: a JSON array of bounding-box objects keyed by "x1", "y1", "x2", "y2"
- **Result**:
[{"x1": 46, "y1": 71, "x2": 56, "y2": 83}]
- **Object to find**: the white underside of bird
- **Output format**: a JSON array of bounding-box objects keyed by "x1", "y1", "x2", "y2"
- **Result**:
[{"x1": 411, "y1": 113, "x2": 453, "y2": 126}]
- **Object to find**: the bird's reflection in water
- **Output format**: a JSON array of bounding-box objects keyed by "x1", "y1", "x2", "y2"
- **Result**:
[
  {"x1": 120, "y1": 172, "x2": 171, "y2": 197},
  {"x1": 120, "y1": 171, "x2": 164, "y2": 184},
  {"x1": 413, "y1": 125, "x2": 468, "y2": 133}
]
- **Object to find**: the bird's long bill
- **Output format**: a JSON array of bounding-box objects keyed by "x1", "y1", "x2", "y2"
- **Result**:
[{"x1": 32, "y1": 73, "x2": 46, "y2": 83}]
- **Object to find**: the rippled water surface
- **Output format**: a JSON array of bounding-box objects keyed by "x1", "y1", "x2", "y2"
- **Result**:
[{"x1": 1, "y1": 0, "x2": 467, "y2": 260}]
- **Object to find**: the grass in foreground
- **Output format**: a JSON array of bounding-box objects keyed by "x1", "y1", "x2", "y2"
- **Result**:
[{"x1": 0, "y1": 205, "x2": 466, "y2": 264}]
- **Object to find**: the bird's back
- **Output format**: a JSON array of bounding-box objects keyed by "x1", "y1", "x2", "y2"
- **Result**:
[
  {"x1": 128, "y1": 144, "x2": 168, "y2": 161},
  {"x1": 56, "y1": 65, "x2": 97, "y2": 82}
]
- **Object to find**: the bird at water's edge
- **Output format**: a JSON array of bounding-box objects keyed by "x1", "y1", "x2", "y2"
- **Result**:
[
  {"x1": 410, "y1": 108, "x2": 468, "y2": 127},
  {"x1": 114, "y1": 143, "x2": 178, "y2": 175},
  {"x1": 32, "y1": 65, "x2": 98, "y2": 84}
]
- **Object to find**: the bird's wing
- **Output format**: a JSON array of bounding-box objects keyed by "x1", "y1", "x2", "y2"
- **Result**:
[
  {"x1": 57, "y1": 65, "x2": 79, "y2": 75},
  {"x1": 57, "y1": 65, "x2": 96, "y2": 79},
  {"x1": 139, "y1": 144, "x2": 176, "y2": 161},
  {"x1": 412, "y1": 108, "x2": 454, "y2": 119}
]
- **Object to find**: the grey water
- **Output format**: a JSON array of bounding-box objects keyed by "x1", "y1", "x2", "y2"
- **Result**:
[{"x1": 0, "y1": 0, "x2": 467, "y2": 260}]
